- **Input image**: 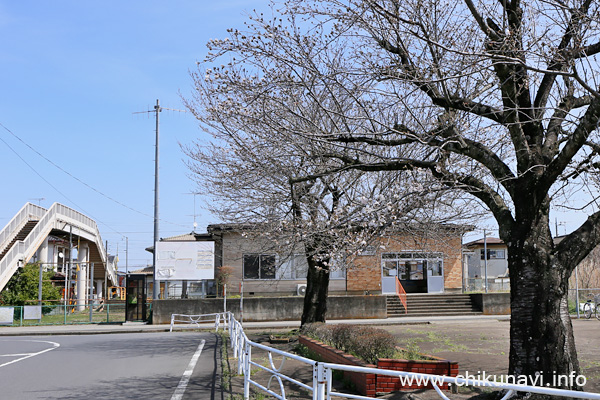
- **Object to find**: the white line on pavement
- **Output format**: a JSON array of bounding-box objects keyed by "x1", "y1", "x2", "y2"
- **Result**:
[
  {"x1": 171, "y1": 339, "x2": 206, "y2": 400},
  {"x1": 0, "y1": 340, "x2": 60, "y2": 368}
]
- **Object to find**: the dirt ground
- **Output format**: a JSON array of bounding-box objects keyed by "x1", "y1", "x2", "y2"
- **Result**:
[{"x1": 224, "y1": 318, "x2": 600, "y2": 399}]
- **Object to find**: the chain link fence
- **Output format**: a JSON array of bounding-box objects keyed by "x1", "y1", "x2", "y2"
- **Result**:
[
  {"x1": 568, "y1": 288, "x2": 600, "y2": 315},
  {"x1": 0, "y1": 302, "x2": 142, "y2": 326},
  {"x1": 464, "y1": 277, "x2": 511, "y2": 292}
]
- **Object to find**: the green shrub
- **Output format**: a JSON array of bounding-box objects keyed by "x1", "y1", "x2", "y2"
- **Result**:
[
  {"x1": 0, "y1": 263, "x2": 61, "y2": 313},
  {"x1": 302, "y1": 322, "x2": 333, "y2": 344},
  {"x1": 330, "y1": 324, "x2": 355, "y2": 352},
  {"x1": 352, "y1": 329, "x2": 398, "y2": 364},
  {"x1": 301, "y1": 323, "x2": 398, "y2": 364}
]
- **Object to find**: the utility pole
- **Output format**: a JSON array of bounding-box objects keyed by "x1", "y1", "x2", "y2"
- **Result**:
[
  {"x1": 126, "y1": 236, "x2": 129, "y2": 276},
  {"x1": 483, "y1": 229, "x2": 488, "y2": 294},
  {"x1": 153, "y1": 99, "x2": 160, "y2": 300},
  {"x1": 135, "y1": 99, "x2": 185, "y2": 300}
]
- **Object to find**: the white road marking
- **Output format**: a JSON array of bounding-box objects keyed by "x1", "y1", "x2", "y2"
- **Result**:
[
  {"x1": 171, "y1": 339, "x2": 206, "y2": 400},
  {"x1": 0, "y1": 353, "x2": 34, "y2": 357},
  {"x1": 0, "y1": 340, "x2": 60, "y2": 368}
]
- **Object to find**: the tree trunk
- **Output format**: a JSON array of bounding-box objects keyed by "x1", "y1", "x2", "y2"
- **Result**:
[
  {"x1": 301, "y1": 254, "x2": 330, "y2": 327},
  {"x1": 506, "y1": 212, "x2": 581, "y2": 390}
]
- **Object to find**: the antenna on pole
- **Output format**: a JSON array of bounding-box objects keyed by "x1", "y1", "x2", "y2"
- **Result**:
[
  {"x1": 134, "y1": 99, "x2": 186, "y2": 300},
  {"x1": 29, "y1": 197, "x2": 45, "y2": 206},
  {"x1": 184, "y1": 192, "x2": 200, "y2": 232}
]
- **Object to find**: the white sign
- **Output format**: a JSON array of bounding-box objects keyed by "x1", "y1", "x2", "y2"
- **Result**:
[
  {"x1": 155, "y1": 241, "x2": 215, "y2": 281},
  {"x1": 24, "y1": 306, "x2": 42, "y2": 320},
  {"x1": 0, "y1": 307, "x2": 14, "y2": 325}
]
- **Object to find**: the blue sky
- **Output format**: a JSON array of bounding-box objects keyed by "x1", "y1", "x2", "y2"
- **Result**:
[
  {"x1": 0, "y1": 1, "x2": 271, "y2": 268},
  {"x1": 0, "y1": 1, "x2": 589, "y2": 270}
]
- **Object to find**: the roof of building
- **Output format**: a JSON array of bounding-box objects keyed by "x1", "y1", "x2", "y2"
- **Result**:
[
  {"x1": 207, "y1": 222, "x2": 475, "y2": 234},
  {"x1": 129, "y1": 266, "x2": 153, "y2": 275},
  {"x1": 207, "y1": 223, "x2": 264, "y2": 233},
  {"x1": 464, "y1": 237, "x2": 505, "y2": 247},
  {"x1": 145, "y1": 231, "x2": 214, "y2": 253}
]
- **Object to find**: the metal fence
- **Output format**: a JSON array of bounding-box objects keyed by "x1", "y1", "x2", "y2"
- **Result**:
[
  {"x1": 464, "y1": 277, "x2": 511, "y2": 292},
  {"x1": 0, "y1": 303, "x2": 136, "y2": 326},
  {"x1": 568, "y1": 288, "x2": 600, "y2": 316},
  {"x1": 182, "y1": 311, "x2": 600, "y2": 400}
]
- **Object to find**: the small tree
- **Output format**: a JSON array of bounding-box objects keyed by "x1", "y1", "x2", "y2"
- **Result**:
[
  {"x1": 0, "y1": 263, "x2": 61, "y2": 310},
  {"x1": 216, "y1": 265, "x2": 235, "y2": 296}
]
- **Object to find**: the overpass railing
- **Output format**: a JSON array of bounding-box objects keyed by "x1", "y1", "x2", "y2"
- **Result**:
[
  {"x1": 174, "y1": 312, "x2": 600, "y2": 400},
  {"x1": 0, "y1": 202, "x2": 46, "y2": 256},
  {"x1": 0, "y1": 203, "x2": 114, "y2": 291}
]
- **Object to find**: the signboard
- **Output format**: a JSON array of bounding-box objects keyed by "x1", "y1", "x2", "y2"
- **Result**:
[
  {"x1": 155, "y1": 241, "x2": 215, "y2": 281},
  {"x1": 0, "y1": 307, "x2": 14, "y2": 325},
  {"x1": 24, "y1": 306, "x2": 42, "y2": 320}
]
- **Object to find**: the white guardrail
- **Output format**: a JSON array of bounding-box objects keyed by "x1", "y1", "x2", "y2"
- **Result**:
[{"x1": 172, "y1": 312, "x2": 600, "y2": 400}]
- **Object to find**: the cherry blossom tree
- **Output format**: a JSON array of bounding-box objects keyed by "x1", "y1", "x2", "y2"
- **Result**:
[
  {"x1": 184, "y1": 18, "x2": 478, "y2": 325},
  {"x1": 187, "y1": 0, "x2": 600, "y2": 390},
  {"x1": 282, "y1": 0, "x2": 600, "y2": 390}
]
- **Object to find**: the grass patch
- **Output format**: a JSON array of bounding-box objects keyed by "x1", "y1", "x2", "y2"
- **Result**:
[
  {"x1": 294, "y1": 344, "x2": 324, "y2": 362},
  {"x1": 394, "y1": 340, "x2": 428, "y2": 360}
]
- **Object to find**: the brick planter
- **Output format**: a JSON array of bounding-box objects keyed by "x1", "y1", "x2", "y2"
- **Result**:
[{"x1": 299, "y1": 335, "x2": 458, "y2": 397}]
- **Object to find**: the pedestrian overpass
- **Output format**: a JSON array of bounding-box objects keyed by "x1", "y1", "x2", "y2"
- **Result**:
[{"x1": 0, "y1": 202, "x2": 117, "y2": 295}]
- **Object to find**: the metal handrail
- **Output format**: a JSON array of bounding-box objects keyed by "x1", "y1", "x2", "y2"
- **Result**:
[
  {"x1": 395, "y1": 277, "x2": 408, "y2": 314},
  {"x1": 191, "y1": 311, "x2": 600, "y2": 400}
]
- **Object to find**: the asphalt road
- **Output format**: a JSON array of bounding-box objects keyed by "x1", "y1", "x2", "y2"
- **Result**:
[{"x1": 0, "y1": 331, "x2": 222, "y2": 400}]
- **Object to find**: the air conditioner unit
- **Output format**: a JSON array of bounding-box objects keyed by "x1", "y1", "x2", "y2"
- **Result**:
[{"x1": 297, "y1": 284, "x2": 307, "y2": 296}]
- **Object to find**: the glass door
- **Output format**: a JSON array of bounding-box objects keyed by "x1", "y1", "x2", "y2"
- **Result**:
[
  {"x1": 381, "y1": 259, "x2": 398, "y2": 294},
  {"x1": 382, "y1": 252, "x2": 444, "y2": 294},
  {"x1": 426, "y1": 259, "x2": 444, "y2": 293}
]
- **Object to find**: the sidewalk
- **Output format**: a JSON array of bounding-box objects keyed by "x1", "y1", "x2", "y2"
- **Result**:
[{"x1": 0, "y1": 314, "x2": 510, "y2": 336}]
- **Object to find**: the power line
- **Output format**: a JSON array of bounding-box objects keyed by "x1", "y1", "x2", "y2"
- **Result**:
[
  {"x1": 0, "y1": 121, "x2": 189, "y2": 230},
  {"x1": 0, "y1": 134, "x2": 89, "y2": 215}
]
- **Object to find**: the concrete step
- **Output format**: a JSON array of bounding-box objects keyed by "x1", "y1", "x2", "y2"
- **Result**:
[
  {"x1": 386, "y1": 294, "x2": 481, "y2": 318},
  {"x1": 388, "y1": 311, "x2": 484, "y2": 317}
]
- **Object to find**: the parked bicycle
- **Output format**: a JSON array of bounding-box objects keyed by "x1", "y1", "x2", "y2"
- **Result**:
[{"x1": 583, "y1": 294, "x2": 600, "y2": 320}]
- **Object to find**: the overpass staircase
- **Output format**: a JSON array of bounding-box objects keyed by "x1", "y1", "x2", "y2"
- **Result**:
[
  {"x1": 0, "y1": 202, "x2": 116, "y2": 292},
  {"x1": 0, "y1": 220, "x2": 39, "y2": 261}
]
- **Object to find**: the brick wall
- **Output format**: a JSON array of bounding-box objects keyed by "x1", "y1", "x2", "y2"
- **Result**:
[
  {"x1": 377, "y1": 359, "x2": 459, "y2": 391},
  {"x1": 347, "y1": 256, "x2": 381, "y2": 293},
  {"x1": 299, "y1": 335, "x2": 377, "y2": 396},
  {"x1": 299, "y1": 335, "x2": 459, "y2": 396},
  {"x1": 347, "y1": 233, "x2": 465, "y2": 293}
]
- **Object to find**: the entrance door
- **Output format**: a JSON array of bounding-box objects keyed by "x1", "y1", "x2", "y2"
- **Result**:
[
  {"x1": 382, "y1": 253, "x2": 444, "y2": 294},
  {"x1": 381, "y1": 259, "x2": 399, "y2": 294},
  {"x1": 426, "y1": 259, "x2": 444, "y2": 293},
  {"x1": 126, "y1": 275, "x2": 147, "y2": 322},
  {"x1": 381, "y1": 258, "x2": 414, "y2": 293}
]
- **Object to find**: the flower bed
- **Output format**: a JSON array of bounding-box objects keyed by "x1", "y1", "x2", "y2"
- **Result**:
[{"x1": 299, "y1": 335, "x2": 459, "y2": 397}]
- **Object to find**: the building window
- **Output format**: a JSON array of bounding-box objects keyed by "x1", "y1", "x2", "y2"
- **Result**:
[
  {"x1": 329, "y1": 258, "x2": 346, "y2": 280},
  {"x1": 481, "y1": 249, "x2": 506, "y2": 260},
  {"x1": 279, "y1": 254, "x2": 309, "y2": 280},
  {"x1": 409, "y1": 261, "x2": 424, "y2": 280},
  {"x1": 243, "y1": 254, "x2": 276, "y2": 279},
  {"x1": 278, "y1": 254, "x2": 346, "y2": 280},
  {"x1": 429, "y1": 260, "x2": 443, "y2": 276}
]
